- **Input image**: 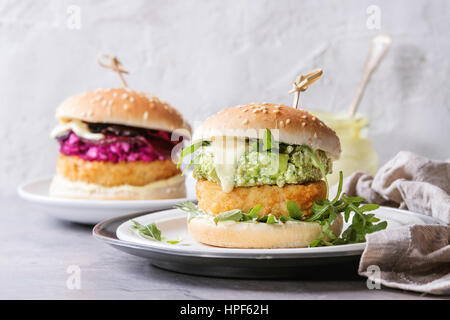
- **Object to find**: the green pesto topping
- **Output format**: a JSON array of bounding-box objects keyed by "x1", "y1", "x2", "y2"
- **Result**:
[{"x1": 192, "y1": 143, "x2": 332, "y2": 188}]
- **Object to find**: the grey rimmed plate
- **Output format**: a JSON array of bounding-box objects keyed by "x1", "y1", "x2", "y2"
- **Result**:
[{"x1": 92, "y1": 206, "x2": 440, "y2": 279}]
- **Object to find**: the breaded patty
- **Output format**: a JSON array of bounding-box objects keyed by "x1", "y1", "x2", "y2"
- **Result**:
[
  {"x1": 196, "y1": 179, "x2": 326, "y2": 217},
  {"x1": 57, "y1": 154, "x2": 180, "y2": 187}
]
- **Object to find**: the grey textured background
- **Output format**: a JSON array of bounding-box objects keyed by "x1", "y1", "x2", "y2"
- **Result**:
[{"x1": 1, "y1": 0, "x2": 450, "y2": 195}]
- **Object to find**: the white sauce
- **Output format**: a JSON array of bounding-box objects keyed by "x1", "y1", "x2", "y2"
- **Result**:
[
  {"x1": 50, "y1": 119, "x2": 105, "y2": 140},
  {"x1": 211, "y1": 137, "x2": 247, "y2": 193}
]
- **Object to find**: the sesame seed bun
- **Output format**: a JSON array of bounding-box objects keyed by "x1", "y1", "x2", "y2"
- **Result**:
[
  {"x1": 55, "y1": 88, "x2": 191, "y2": 134},
  {"x1": 192, "y1": 103, "x2": 341, "y2": 159},
  {"x1": 187, "y1": 213, "x2": 343, "y2": 248}
]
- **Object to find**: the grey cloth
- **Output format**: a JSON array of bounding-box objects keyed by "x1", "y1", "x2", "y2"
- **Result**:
[
  {"x1": 359, "y1": 225, "x2": 450, "y2": 295},
  {"x1": 332, "y1": 151, "x2": 450, "y2": 295}
]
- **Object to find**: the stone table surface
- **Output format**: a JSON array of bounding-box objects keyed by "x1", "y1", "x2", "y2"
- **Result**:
[{"x1": 0, "y1": 195, "x2": 446, "y2": 300}]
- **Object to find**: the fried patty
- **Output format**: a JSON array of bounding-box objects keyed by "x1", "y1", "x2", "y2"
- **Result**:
[
  {"x1": 196, "y1": 179, "x2": 326, "y2": 217},
  {"x1": 57, "y1": 154, "x2": 180, "y2": 187}
]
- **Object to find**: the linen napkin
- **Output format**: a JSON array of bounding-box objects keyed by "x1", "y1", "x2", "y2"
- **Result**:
[{"x1": 331, "y1": 151, "x2": 450, "y2": 295}]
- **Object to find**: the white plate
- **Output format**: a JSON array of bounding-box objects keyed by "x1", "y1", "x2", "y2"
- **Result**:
[
  {"x1": 93, "y1": 207, "x2": 437, "y2": 280},
  {"x1": 116, "y1": 206, "x2": 439, "y2": 257},
  {"x1": 17, "y1": 176, "x2": 196, "y2": 224},
  {"x1": 94, "y1": 206, "x2": 439, "y2": 278}
]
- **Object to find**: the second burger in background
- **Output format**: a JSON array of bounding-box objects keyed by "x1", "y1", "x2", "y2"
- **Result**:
[{"x1": 50, "y1": 88, "x2": 191, "y2": 200}]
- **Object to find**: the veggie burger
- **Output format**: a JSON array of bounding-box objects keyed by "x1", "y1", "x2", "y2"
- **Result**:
[
  {"x1": 179, "y1": 103, "x2": 342, "y2": 248},
  {"x1": 50, "y1": 88, "x2": 191, "y2": 200}
]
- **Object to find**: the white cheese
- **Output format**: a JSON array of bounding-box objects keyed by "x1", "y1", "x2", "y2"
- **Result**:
[
  {"x1": 50, "y1": 119, "x2": 105, "y2": 140},
  {"x1": 211, "y1": 137, "x2": 247, "y2": 193}
]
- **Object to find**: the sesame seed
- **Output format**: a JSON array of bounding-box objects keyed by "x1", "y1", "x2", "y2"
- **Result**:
[
  {"x1": 253, "y1": 109, "x2": 260, "y2": 113},
  {"x1": 101, "y1": 100, "x2": 107, "y2": 106},
  {"x1": 319, "y1": 122, "x2": 324, "y2": 127},
  {"x1": 129, "y1": 97, "x2": 135, "y2": 102},
  {"x1": 312, "y1": 116, "x2": 316, "y2": 121},
  {"x1": 279, "y1": 121, "x2": 284, "y2": 127},
  {"x1": 314, "y1": 132, "x2": 318, "y2": 138},
  {"x1": 113, "y1": 92, "x2": 118, "y2": 98},
  {"x1": 122, "y1": 93, "x2": 128, "y2": 99},
  {"x1": 87, "y1": 110, "x2": 93, "y2": 116},
  {"x1": 242, "y1": 119, "x2": 249, "y2": 125},
  {"x1": 143, "y1": 111, "x2": 149, "y2": 120},
  {"x1": 95, "y1": 95, "x2": 102, "y2": 101},
  {"x1": 123, "y1": 104, "x2": 129, "y2": 110},
  {"x1": 286, "y1": 119, "x2": 291, "y2": 124},
  {"x1": 80, "y1": 111, "x2": 86, "y2": 116},
  {"x1": 263, "y1": 110, "x2": 268, "y2": 114},
  {"x1": 302, "y1": 122, "x2": 306, "y2": 127},
  {"x1": 302, "y1": 115, "x2": 307, "y2": 119},
  {"x1": 273, "y1": 110, "x2": 280, "y2": 114}
]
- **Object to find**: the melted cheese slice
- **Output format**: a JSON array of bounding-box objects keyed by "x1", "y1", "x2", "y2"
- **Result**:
[
  {"x1": 50, "y1": 119, "x2": 105, "y2": 140},
  {"x1": 211, "y1": 137, "x2": 247, "y2": 193}
]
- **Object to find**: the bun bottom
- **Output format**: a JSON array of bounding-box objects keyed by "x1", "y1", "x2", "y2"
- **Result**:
[
  {"x1": 188, "y1": 214, "x2": 343, "y2": 248},
  {"x1": 49, "y1": 173, "x2": 186, "y2": 200}
]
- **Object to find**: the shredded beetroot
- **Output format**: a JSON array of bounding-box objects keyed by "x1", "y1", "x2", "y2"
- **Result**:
[{"x1": 57, "y1": 131, "x2": 178, "y2": 163}]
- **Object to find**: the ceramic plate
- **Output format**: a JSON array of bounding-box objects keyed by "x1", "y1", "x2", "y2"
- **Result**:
[
  {"x1": 17, "y1": 176, "x2": 196, "y2": 224},
  {"x1": 93, "y1": 206, "x2": 440, "y2": 279}
]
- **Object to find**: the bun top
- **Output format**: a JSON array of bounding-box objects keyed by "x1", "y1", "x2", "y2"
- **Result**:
[
  {"x1": 55, "y1": 88, "x2": 191, "y2": 134},
  {"x1": 192, "y1": 103, "x2": 341, "y2": 159}
]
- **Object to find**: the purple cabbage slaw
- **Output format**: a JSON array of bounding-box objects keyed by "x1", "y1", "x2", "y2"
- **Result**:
[{"x1": 57, "y1": 130, "x2": 180, "y2": 163}]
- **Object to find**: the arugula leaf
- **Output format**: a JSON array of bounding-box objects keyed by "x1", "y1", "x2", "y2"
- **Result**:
[
  {"x1": 263, "y1": 129, "x2": 272, "y2": 151},
  {"x1": 213, "y1": 209, "x2": 243, "y2": 224},
  {"x1": 131, "y1": 220, "x2": 162, "y2": 241},
  {"x1": 286, "y1": 200, "x2": 303, "y2": 220},
  {"x1": 130, "y1": 220, "x2": 182, "y2": 244},
  {"x1": 305, "y1": 199, "x2": 331, "y2": 222},
  {"x1": 165, "y1": 240, "x2": 182, "y2": 245},
  {"x1": 247, "y1": 204, "x2": 262, "y2": 220},
  {"x1": 299, "y1": 145, "x2": 329, "y2": 198},
  {"x1": 266, "y1": 214, "x2": 278, "y2": 224},
  {"x1": 279, "y1": 215, "x2": 299, "y2": 222},
  {"x1": 175, "y1": 201, "x2": 203, "y2": 221},
  {"x1": 331, "y1": 171, "x2": 343, "y2": 204},
  {"x1": 177, "y1": 140, "x2": 211, "y2": 171},
  {"x1": 257, "y1": 215, "x2": 268, "y2": 223},
  {"x1": 299, "y1": 171, "x2": 387, "y2": 247}
]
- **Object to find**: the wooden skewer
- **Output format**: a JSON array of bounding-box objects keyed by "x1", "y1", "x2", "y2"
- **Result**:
[
  {"x1": 97, "y1": 54, "x2": 129, "y2": 88},
  {"x1": 289, "y1": 69, "x2": 323, "y2": 109}
]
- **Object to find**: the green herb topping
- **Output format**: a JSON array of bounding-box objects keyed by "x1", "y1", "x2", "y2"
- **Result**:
[{"x1": 130, "y1": 220, "x2": 181, "y2": 245}]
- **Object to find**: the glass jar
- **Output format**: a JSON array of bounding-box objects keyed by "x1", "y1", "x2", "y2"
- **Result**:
[{"x1": 311, "y1": 111, "x2": 379, "y2": 187}]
